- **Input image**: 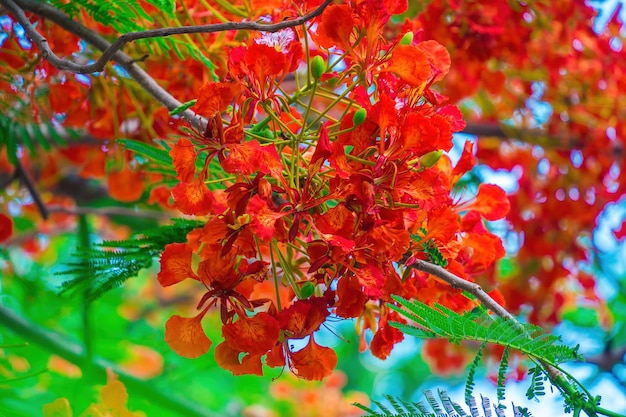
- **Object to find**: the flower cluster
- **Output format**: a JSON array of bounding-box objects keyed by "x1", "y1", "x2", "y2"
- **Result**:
[{"x1": 158, "y1": 1, "x2": 510, "y2": 380}]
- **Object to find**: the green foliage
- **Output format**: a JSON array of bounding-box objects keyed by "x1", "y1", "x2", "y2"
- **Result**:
[
  {"x1": 388, "y1": 296, "x2": 581, "y2": 367},
  {"x1": 525, "y1": 366, "x2": 547, "y2": 401},
  {"x1": 50, "y1": 0, "x2": 173, "y2": 33},
  {"x1": 496, "y1": 347, "x2": 510, "y2": 406},
  {"x1": 48, "y1": 0, "x2": 215, "y2": 71},
  {"x1": 118, "y1": 138, "x2": 174, "y2": 168},
  {"x1": 0, "y1": 115, "x2": 81, "y2": 164},
  {"x1": 465, "y1": 342, "x2": 486, "y2": 407},
  {"x1": 411, "y1": 228, "x2": 448, "y2": 267},
  {"x1": 355, "y1": 390, "x2": 533, "y2": 417},
  {"x1": 57, "y1": 218, "x2": 203, "y2": 302}
]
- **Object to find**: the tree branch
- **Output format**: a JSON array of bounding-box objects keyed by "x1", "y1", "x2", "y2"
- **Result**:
[
  {"x1": 410, "y1": 259, "x2": 516, "y2": 320},
  {"x1": 15, "y1": 157, "x2": 49, "y2": 220},
  {"x1": 11, "y1": 0, "x2": 204, "y2": 130},
  {"x1": 461, "y1": 121, "x2": 595, "y2": 151},
  {"x1": 47, "y1": 205, "x2": 172, "y2": 220},
  {"x1": 4, "y1": 0, "x2": 331, "y2": 74},
  {"x1": 409, "y1": 259, "x2": 565, "y2": 383},
  {"x1": 4, "y1": 0, "x2": 331, "y2": 132},
  {"x1": 0, "y1": 304, "x2": 217, "y2": 417},
  {"x1": 586, "y1": 343, "x2": 626, "y2": 373}
]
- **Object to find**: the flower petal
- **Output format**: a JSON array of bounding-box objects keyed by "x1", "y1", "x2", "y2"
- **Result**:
[
  {"x1": 222, "y1": 313, "x2": 280, "y2": 355},
  {"x1": 158, "y1": 243, "x2": 198, "y2": 287},
  {"x1": 170, "y1": 138, "x2": 197, "y2": 182},
  {"x1": 471, "y1": 184, "x2": 511, "y2": 221},
  {"x1": 290, "y1": 335, "x2": 337, "y2": 381},
  {"x1": 172, "y1": 178, "x2": 214, "y2": 215},
  {"x1": 385, "y1": 45, "x2": 431, "y2": 87},
  {"x1": 315, "y1": 5, "x2": 355, "y2": 50},
  {"x1": 108, "y1": 167, "x2": 143, "y2": 202},
  {"x1": 165, "y1": 314, "x2": 212, "y2": 358},
  {"x1": 214, "y1": 342, "x2": 264, "y2": 376}
]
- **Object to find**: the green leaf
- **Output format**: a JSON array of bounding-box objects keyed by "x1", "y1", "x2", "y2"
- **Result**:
[
  {"x1": 169, "y1": 99, "x2": 197, "y2": 116},
  {"x1": 118, "y1": 139, "x2": 172, "y2": 166},
  {"x1": 32, "y1": 125, "x2": 53, "y2": 151}
]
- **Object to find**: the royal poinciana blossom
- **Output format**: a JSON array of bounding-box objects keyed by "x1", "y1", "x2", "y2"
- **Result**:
[
  {"x1": 0, "y1": 0, "x2": 621, "y2": 386},
  {"x1": 150, "y1": 1, "x2": 513, "y2": 379}
]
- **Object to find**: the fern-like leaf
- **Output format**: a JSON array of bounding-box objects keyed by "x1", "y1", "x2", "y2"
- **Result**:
[
  {"x1": 496, "y1": 347, "x2": 510, "y2": 405},
  {"x1": 48, "y1": 0, "x2": 215, "y2": 70},
  {"x1": 388, "y1": 296, "x2": 581, "y2": 367},
  {"x1": 57, "y1": 218, "x2": 203, "y2": 301},
  {"x1": 356, "y1": 391, "x2": 535, "y2": 417},
  {"x1": 525, "y1": 366, "x2": 546, "y2": 401},
  {"x1": 465, "y1": 342, "x2": 486, "y2": 407}
]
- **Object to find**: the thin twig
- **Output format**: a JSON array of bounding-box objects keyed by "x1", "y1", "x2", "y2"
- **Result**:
[
  {"x1": 410, "y1": 259, "x2": 516, "y2": 321},
  {"x1": 12, "y1": 0, "x2": 203, "y2": 131},
  {"x1": 3, "y1": 0, "x2": 331, "y2": 73},
  {"x1": 409, "y1": 259, "x2": 563, "y2": 383},
  {"x1": 47, "y1": 205, "x2": 172, "y2": 219},
  {"x1": 15, "y1": 158, "x2": 49, "y2": 220}
]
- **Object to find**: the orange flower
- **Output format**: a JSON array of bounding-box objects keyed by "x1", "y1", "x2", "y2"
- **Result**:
[
  {"x1": 222, "y1": 313, "x2": 281, "y2": 355},
  {"x1": 172, "y1": 178, "x2": 214, "y2": 215},
  {"x1": 107, "y1": 166, "x2": 144, "y2": 202},
  {"x1": 315, "y1": 4, "x2": 355, "y2": 51},
  {"x1": 277, "y1": 297, "x2": 329, "y2": 338},
  {"x1": 290, "y1": 335, "x2": 337, "y2": 381},
  {"x1": 370, "y1": 312, "x2": 405, "y2": 360},
  {"x1": 192, "y1": 82, "x2": 240, "y2": 118},
  {"x1": 464, "y1": 183, "x2": 511, "y2": 221},
  {"x1": 164, "y1": 311, "x2": 212, "y2": 358},
  {"x1": 384, "y1": 45, "x2": 431, "y2": 87},
  {"x1": 335, "y1": 275, "x2": 368, "y2": 318},
  {"x1": 157, "y1": 243, "x2": 199, "y2": 287},
  {"x1": 170, "y1": 138, "x2": 197, "y2": 182}
]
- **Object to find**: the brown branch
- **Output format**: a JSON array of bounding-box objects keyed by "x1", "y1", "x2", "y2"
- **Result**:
[
  {"x1": 462, "y1": 122, "x2": 508, "y2": 138},
  {"x1": 14, "y1": 158, "x2": 49, "y2": 220},
  {"x1": 11, "y1": 0, "x2": 204, "y2": 131},
  {"x1": 409, "y1": 259, "x2": 564, "y2": 383},
  {"x1": 410, "y1": 259, "x2": 516, "y2": 320},
  {"x1": 462, "y1": 121, "x2": 594, "y2": 151},
  {"x1": 47, "y1": 205, "x2": 172, "y2": 220},
  {"x1": 3, "y1": 0, "x2": 331, "y2": 74}
]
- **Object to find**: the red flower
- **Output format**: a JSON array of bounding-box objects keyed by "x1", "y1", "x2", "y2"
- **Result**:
[
  {"x1": 289, "y1": 335, "x2": 337, "y2": 381},
  {"x1": 172, "y1": 178, "x2": 215, "y2": 216},
  {"x1": 164, "y1": 311, "x2": 212, "y2": 358},
  {"x1": 157, "y1": 243, "x2": 199, "y2": 287}
]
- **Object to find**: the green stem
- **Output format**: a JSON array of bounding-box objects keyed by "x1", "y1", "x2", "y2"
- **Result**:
[
  {"x1": 596, "y1": 407, "x2": 625, "y2": 417},
  {"x1": 77, "y1": 215, "x2": 93, "y2": 365},
  {"x1": 3, "y1": 368, "x2": 47, "y2": 383},
  {"x1": 0, "y1": 305, "x2": 216, "y2": 417},
  {"x1": 269, "y1": 241, "x2": 282, "y2": 312},
  {"x1": 308, "y1": 79, "x2": 361, "y2": 128}
]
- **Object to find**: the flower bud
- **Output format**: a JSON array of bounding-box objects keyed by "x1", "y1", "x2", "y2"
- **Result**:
[
  {"x1": 419, "y1": 150, "x2": 443, "y2": 168},
  {"x1": 399, "y1": 32, "x2": 414, "y2": 46},
  {"x1": 299, "y1": 281, "x2": 316, "y2": 299},
  {"x1": 352, "y1": 108, "x2": 367, "y2": 126},
  {"x1": 311, "y1": 55, "x2": 326, "y2": 80}
]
